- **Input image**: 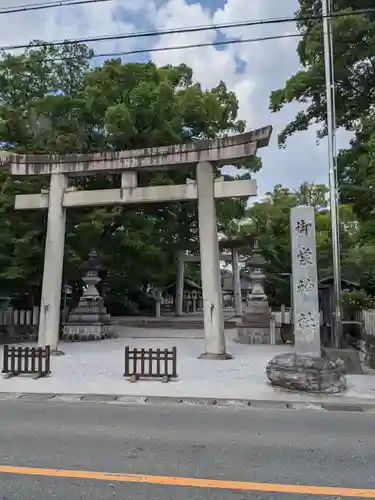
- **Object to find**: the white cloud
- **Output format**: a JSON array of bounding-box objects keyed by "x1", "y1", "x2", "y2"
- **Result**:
[
  {"x1": 0, "y1": 0, "x2": 137, "y2": 48},
  {"x1": 151, "y1": 0, "x2": 241, "y2": 92},
  {"x1": 149, "y1": 0, "x2": 353, "y2": 196},
  {"x1": 0, "y1": 0, "x2": 351, "y2": 197}
]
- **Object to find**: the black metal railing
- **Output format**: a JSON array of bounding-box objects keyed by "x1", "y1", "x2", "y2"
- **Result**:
[
  {"x1": 2, "y1": 345, "x2": 51, "y2": 379},
  {"x1": 124, "y1": 346, "x2": 177, "y2": 382}
]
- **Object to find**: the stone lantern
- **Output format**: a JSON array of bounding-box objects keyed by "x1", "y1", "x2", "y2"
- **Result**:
[
  {"x1": 236, "y1": 238, "x2": 271, "y2": 344},
  {"x1": 82, "y1": 249, "x2": 103, "y2": 299},
  {"x1": 248, "y1": 238, "x2": 267, "y2": 301},
  {"x1": 62, "y1": 249, "x2": 112, "y2": 341}
]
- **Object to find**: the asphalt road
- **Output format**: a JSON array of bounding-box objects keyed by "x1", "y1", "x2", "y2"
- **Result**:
[{"x1": 0, "y1": 399, "x2": 374, "y2": 499}]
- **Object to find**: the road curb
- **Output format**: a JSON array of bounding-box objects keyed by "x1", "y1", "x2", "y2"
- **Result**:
[{"x1": 0, "y1": 392, "x2": 375, "y2": 412}]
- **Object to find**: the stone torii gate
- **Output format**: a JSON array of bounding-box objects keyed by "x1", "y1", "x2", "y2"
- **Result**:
[
  {"x1": 176, "y1": 238, "x2": 252, "y2": 318},
  {"x1": 3, "y1": 125, "x2": 272, "y2": 359}
]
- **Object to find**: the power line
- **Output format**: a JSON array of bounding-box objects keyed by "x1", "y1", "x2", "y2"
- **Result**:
[
  {"x1": 1, "y1": 29, "x2": 367, "y2": 63},
  {"x1": 0, "y1": 7, "x2": 374, "y2": 52},
  {"x1": 48, "y1": 30, "x2": 367, "y2": 62},
  {"x1": 90, "y1": 33, "x2": 304, "y2": 60},
  {"x1": 0, "y1": 0, "x2": 111, "y2": 15}
]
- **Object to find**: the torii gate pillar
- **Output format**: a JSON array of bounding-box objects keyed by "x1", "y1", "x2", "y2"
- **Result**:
[
  {"x1": 197, "y1": 161, "x2": 229, "y2": 359},
  {"x1": 39, "y1": 173, "x2": 67, "y2": 351}
]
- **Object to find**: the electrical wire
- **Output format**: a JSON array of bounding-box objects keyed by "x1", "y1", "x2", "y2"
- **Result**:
[
  {"x1": 44, "y1": 30, "x2": 367, "y2": 62},
  {"x1": 0, "y1": 7, "x2": 374, "y2": 52},
  {"x1": 90, "y1": 33, "x2": 303, "y2": 60},
  {"x1": 0, "y1": 2, "x2": 369, "y2": 177},
  {"x1": 0, "y1": 0, "x2": 111, "y2": 15}
]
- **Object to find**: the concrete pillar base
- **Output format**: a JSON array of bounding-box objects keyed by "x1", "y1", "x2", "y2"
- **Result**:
[
  {"x1": 198, "y1": 352, "x2": 233, "y2": 360},
  {"x1": 51, "y1": 349, "x2": 65, "y2": 356}
]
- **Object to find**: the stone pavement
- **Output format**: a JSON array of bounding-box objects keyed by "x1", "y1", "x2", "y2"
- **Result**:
[
  {"x1": 1, "y1": 328, "x2": 375, "y2": 409},
  {"x1": 111, "y1": 308, "x2": 239, "y2": 330}
]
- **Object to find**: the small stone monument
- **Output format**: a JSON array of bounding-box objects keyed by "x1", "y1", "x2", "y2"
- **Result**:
[
  {"x1": 63, "y1": 249, "x2": 112, "y2": 341},
  {"x1": 236, "y1": 239, "x2": 271, "y2": 344},
  {"x1": 266, "y1": 206, "x2": 346, "y2": 393}
]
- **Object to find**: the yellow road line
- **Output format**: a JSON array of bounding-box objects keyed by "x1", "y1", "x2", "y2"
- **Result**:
[{"x1": 0, "y1": 464, "x2": 374, "y2": 497}]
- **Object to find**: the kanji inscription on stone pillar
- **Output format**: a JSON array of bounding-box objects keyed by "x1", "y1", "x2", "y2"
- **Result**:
[{"x1": 290, "y1": 205, "x2": 321, "y2": 357}]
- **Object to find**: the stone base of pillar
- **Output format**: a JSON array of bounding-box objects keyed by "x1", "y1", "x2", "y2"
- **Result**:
[
  {"x1": 198, "y1": 352, "x2": 233, "y2": 360},
  {"x1": 62, "y1": 285, "x2": 113, "y2": 342},
  {"x1": 236, "y1": 326, "x2": 270, "y2": 345},
  {"x1": 236, "y1": 300, "x2": 271, "y2": 345},
  {"x1": 51, "y1": 349, "x2": 65, "y2": 356},
  {"x1": 62, "y1": 323, "x2": 111, "y2": 341}
]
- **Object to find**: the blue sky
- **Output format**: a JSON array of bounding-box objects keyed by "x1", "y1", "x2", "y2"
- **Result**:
[
  {"x1": 186, "y1": 0, "x2": 226, "y2": 12},
  {"x1": 0, "y1": 0, "x2": 352, "y2": 199}
]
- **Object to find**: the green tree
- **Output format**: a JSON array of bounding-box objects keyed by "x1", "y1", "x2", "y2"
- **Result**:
[
  {"x1": 239, "y1": 183, "x2": 358, "y2": 305},
  {"x1": 337, "y1": 100, "x2": 375, "y2": 219},
  {"x1": 0, "y1": 43, "x2": 257, "y2": 310},
  {"x1": 269, "y1": 1, "x2": 375, "y2": 220},
  {"x1": 242, "y1": 185, "x2": 297, "y2": 305},
  {"x1": 0, "y1": 167, "x2": 45, "y2": 303},
  {"x1": 267, "y1": 0, "x2": 375, "y2": 298},
  {"x1": 269, "y1": 1, "x2": 375, "y2": 144},
  {"x1": 296, "y1": 182, "x2": 328, "y2": 208}
]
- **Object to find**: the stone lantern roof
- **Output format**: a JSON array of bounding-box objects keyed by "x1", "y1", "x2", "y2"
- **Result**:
[
  {"x1": 248, "y1": 252, "x2": 266, "y2": 268},
  {"x1": 82, "y1": 249, "x2": 103, "y2": 274}
]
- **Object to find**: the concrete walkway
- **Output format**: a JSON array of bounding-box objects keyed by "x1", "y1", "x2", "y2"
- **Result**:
[
  {"x1": 112, "y1": 309, "x2": 239, "y2": 330},
  {"x1": 1, "y1": 329, "x2": 375, "y2": 408}
]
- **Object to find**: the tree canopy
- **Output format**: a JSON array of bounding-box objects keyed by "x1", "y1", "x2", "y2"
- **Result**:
[
  {"x1": 268, "y1": 0, "x2": 375, "y2": 303},
  {"x1": 238, "y1": 183, "x2": 359, "y2": 305},
  {"x1": 269, "y1": 1, "x2": 375, "y2": 220},
  {"x1": 0, "y1": 43, "x2": 257, "y2": 312},
  {"x1": 3, "y1": 31, "x2": 374, "y2": 313}
]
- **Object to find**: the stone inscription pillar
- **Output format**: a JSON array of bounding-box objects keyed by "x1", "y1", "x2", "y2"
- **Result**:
[
  {"x1": 38, "y1": 173, "x2": 67, "y2": 351},
  {"x1": 196, "y1": 161, "x2": 231, "y2": 359},
  {"x1": 290, "y1": 205, "x2": 321, "y2": 357}
]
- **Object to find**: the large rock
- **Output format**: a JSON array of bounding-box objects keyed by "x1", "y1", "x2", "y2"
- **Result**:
[{"x1": 266, "y1": 352, "x2": 346, "y2": 394}]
